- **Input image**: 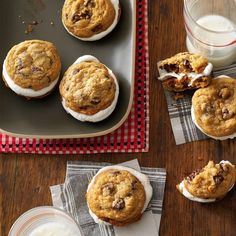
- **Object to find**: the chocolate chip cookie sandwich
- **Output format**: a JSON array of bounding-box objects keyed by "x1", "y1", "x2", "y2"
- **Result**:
[
  {"x1": 59, "y1": 55, "x2": 119, "y2": 122},
  {"x1": 62, "y1": 0, "x2": 120, "y2": 41},
  {"x1": 86, "y1": 165, "x2": 153, "y2": 226},
  {"x1": 158, "y1": 52, "x2": 213, "y2": 92},
  {"x1": 177, "y1": 160, "x2": 236, "y2": 203},
  {"x1": 191, "y1": 76, "x2": 236, "y2": 140},
  {"x1": 2, "y1": 40, "x2": 61, "y2": 99}
]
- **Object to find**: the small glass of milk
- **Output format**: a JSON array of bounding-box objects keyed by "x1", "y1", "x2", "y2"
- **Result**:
[
  {"x1": 184, "y1": 0, "x2": 236, "y2": 68},
  {"x1": 9, "y1": 206, "x2": 84, "y2": 236}
]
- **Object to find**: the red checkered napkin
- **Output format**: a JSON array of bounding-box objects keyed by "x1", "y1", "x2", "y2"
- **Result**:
[{"x1": 0, "y1": 0, "x2": 149, "y2": 154}]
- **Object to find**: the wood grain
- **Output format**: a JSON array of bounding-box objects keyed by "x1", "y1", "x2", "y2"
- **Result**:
[{"x1": 1, "y1": 0, "x2": 236, "y2": 235}]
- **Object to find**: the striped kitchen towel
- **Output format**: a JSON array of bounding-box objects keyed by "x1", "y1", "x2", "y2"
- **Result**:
[
  {"x1": 161, "y1": 63, "x2": 236, "y2": 145},
  {"x1": 50, "y1": 159, "x2": 166, "y2": 236}
]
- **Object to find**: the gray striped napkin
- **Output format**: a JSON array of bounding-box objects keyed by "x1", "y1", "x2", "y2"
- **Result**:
[
  {"x1": 50, "y1": 159, "x2": 166, "y2": 236},
  {"x1": 161, "y1": 63, "x2": 236, "y2": 145}
]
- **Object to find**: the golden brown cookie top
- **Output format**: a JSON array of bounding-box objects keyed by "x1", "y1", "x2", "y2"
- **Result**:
[
  {"x1": 5, "y1": 40, "x2": 61, "y2": 91},
  {"x1": 62, "y1": 0, "x2": 116, "y2": 38},
  {"x1": 86, "y1": 169, "x2": 146, "y2": 226},
  {"x1": 184, "y1": 161, "x2": 236, "y2": 199},
  {"x1": 159, "y1": 52, "x2": 209, "y2": 74},
  {"x1": 192, "y1": 77, "x2": 236, "y2": 137},
  {"x1": 59, "y1": 61, "x2": 116, "y2": 115}
]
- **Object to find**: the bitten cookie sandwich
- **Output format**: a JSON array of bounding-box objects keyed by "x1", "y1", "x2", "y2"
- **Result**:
[
  {"x1": 2, "y1": 40, "x2": 61, "y2": 99},
  {"x1": 158, "y1": 52, "x2": 213, "y2": 92},
  {"x1": 192, "y1": 76, "x2": 236, "y2": 140},
  {"x1": 177, "y1": 160, "x2": 236, "y2": 203},
  {"x1": 86, "y1": 166, "x2": 153, "y2": 226},
  {"x1": 62, "y1": 0, "x2": 120, "y2": 41},
  {"x1": 59, "y1": 55, "x2": 119, "y2": 122}
]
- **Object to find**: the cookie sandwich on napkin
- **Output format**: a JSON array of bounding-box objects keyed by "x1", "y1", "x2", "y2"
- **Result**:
[{"x1": 86, "y1": 165, "x2": 153, "y2": 226}]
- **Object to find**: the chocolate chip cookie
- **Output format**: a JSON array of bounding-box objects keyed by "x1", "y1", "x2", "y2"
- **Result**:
[
  {"x1": 3, "y1": 40, "x2": 61, "y2": 98},
  {"x1": 158, "y1": 52, "x2": 213, "y2": 92},
  {"x1": 62, "y1": 0, "x2": 120, "y2": 40},
  {"x1": 59, "y1": 55, "x2": 118, "y2": 122},
  {"x1": 192, "y1": 76, "x2": 236, "y2": 138},
  {"x1": 177, "y1": 161, "x2": 236, "y2": 201},
  {"x1": 86, "y1": 167, "x2": 150, "y2": 226}
]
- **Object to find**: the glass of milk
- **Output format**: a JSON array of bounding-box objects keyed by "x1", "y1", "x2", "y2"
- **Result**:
[
  {"x1": 184, "y1": 0, "x2": 236, "y2": 68},
  {"x1": 9, "y1": 206, "x2": 84, "y2": 236}
]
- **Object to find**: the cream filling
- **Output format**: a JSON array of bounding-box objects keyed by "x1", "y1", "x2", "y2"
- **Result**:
[
  {"x1": 63, "y1": 0, "x2": 120, "y2": 41},
  {"x1": 191, "y1": 75, "x2": 236, "y2": 140},
  {"x1": 179, "y1": 161, "x2": 235, "y2": 203},
  {"x1": 158, "y1": 62, "x2": 213, "y2": 86},
  {"x1": 62, "y1": 55, "x2": 119, "y2": 122},
  {"x1": 87, "y1": 165, "x2": 153, "y2": 225},
  {"x1": 3, "y1": 59, "x2": 59, "y2": 98},
  {"x1": 179, "y1": 181, "x2": 216, "y2": 203}
]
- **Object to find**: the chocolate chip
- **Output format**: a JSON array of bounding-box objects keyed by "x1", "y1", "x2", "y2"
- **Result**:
[
  {"x1": 202, "y1": 103, "x2": 214, "y2": 114},
  {"x1": 109, "y1": 170, "x2": 120, "y2": 176},
  {"x1": 163, "y1": 64, "x2": 179, "y2": 73},
  {"x1": 72, "y1": 69, "x2": 80, "y2": 75},
  {"x1": 91, "y1": 97, "x2": 101, "y2": 105},
  {"x1": 222, "y1": 107, "x2": 234, "y2": 120},
  {"x1": 72, "y1": 10, "x2": 92, "y2": 23},
  {"x1": 183, "y1": 59, "x2": 192, "y2": 71},
  {"x1": 112, "y1": 198, "x2": 125, "y2": 210},
  {"x1": 102, "y1": 182, "x2": 115, "y2": 196},
  {"x1": 49, "y1": 58, "x2": 53, "y2": 65},
  {"x1": 183, "y1": 59, "x2": 190, "y2": 66},
  {"x1": 186, "y1": 169, "x2": 202, "y2": 183},
  {"x1": 213, "y1": 175, "x2": 224, "y2": 185},
  {"x1": 72, "y1": 13, "x2": 80, "y2": 23},
  {"x1": 219, "y1": 87, "x2": 231, "y2": 99},
  {"x1": 32, "y1": 66, "x2": 43, "y2": 73},
  {"x1": 16, "y1": 58, "x2": 24, "y2": 71},
  {"x1": 131, "y1": 180, "x2": 138, "y2": 190},
  {"x1": 84, "y1": 0, "x2": 95, "y2": 7},
  {"x1": 91, "y1": 24, "x2": 103, "y2": 33}
]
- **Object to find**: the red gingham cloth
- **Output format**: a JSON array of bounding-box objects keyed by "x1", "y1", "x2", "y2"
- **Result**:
[{"x1": 0, "y1": 0, "x2": 149, "y2": 154}]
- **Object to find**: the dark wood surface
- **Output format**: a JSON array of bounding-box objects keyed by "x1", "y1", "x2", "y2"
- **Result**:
[{"x1": 1, "y1": 0, "x2": 236, "y2": 235}]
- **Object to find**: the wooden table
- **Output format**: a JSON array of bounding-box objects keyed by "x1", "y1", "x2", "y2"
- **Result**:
[{"x1": 1, "y1": 1, "x2": 236, "y2": 235}]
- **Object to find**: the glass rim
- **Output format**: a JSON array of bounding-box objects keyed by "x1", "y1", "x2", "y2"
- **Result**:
[
  {"x1": 184, "y1": 0, "x2": 236, "y2": 34},
  {"x1": 8, "y1": 206, "x2": 83, "y2": 236}
]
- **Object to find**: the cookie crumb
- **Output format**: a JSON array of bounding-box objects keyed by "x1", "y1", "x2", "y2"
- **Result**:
[
  {"x1": 24, "y1": 20, "x2": 41, "y2": 34},
  {"x1": 173, "y1": 92, "x2": 184, "y2": 101},
  {"x1": 25, "y1": 24, "x2": 34, "y2": 34},
  {"x1": 197, "y1": 156, "x2": 203, "y2": 161}
]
